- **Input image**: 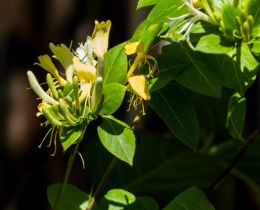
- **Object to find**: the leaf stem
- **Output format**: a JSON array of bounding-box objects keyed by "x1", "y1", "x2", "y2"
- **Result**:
[
  {"x1": 53, "y1": 125, "x2": 87, "y2": 210},
  {"x1": 208, "y1": 129, "x2": 259, "y2": 191},
  {"x1": 86, "y1": 111, "x2": 144, "y2": 210},
  {"x1": 86, "y1": 158, "x2": 118, "y2": 210}
]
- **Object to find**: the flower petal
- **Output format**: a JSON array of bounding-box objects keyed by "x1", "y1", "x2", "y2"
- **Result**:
[
  {"x1": 92, "y1": 20, "x2": 111, "y2": 57},
  {"x1": 128, "y1": 75, "x2": 151, "y2": 100},
  {"x1": 125, "y1": 42, "x2": 144, "y2": 55},
  {"x1": 73, "y1": 57, "x2": 96, "y2": 83}
]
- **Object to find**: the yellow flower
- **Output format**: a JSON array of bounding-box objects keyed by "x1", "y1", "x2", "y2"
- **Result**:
[
  {"x1": 125, "y1": 42, "x2": 157, "y2": 101},
  {"x1": 125, "y1": 42, "x2": 144, "y2": 55},
  {"x1": 128, "y1": 75, "x2": 150, "y2": 101},
  {"x1": 92, "y1": 20, "x2": 111, "y2": 57},
  {"x1": 73, "y1": 56, "x2": 96, "y2": 83}
]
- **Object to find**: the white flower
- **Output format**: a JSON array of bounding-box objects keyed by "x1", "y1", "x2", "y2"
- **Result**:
[
  {"x1": 74, "y1": 37, "x2": 97, "y2": 67},
  {"x1": 165, "y1": 0, "x2": 215, "y2": 49}
]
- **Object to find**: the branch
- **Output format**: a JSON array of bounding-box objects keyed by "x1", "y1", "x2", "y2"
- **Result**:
[{"x1": 208, "y1": 129, "x2": 259, "y2": 191}]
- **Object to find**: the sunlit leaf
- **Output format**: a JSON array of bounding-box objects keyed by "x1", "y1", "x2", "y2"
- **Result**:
[
  {"x1": 100, "y1": 83, "x2": 126, "y2": 115},
  {"x1": 104, "y1": 43, "x2": 128, "y2": 85},
  {"x1": 195, "y1": 34, "x2": 234, "y2": 54},
  {"x1": 137, "y1": 0, "x2": 158, "y2": 10},
  {"x1": 98, "y1": 116, "x2": 136, "y2": 165},
  {"x1": 60, "y1": 126, "x2": 82, "y2": 151}
]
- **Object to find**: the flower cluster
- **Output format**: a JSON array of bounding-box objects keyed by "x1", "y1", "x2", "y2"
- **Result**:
[
  {"x1": 27, "y1": 20, "x2": 111, "y2": 154},
  {"x1": 165, "y1": 0, "x2": 258, "y2": 47}
]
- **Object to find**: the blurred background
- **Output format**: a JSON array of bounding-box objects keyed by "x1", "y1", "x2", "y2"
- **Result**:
[
  {"x1": 1, "y1": 1, "x2": 260, "y2": 210},
  {"x1": 0, "y1": 0, "x2": 148, "y2": 209}
]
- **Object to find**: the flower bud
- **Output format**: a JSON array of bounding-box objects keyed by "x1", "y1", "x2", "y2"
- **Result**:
[{"x1": 242, "y1": 21, "x2": 250, "y2": 41}]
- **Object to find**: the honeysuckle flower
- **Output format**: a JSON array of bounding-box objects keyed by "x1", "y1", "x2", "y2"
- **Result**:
[
  {"x1": 92, "y1": 20, "x2": 111, "y2": 57},
  {"x1": 35, "y1": 55, "x2": 67, "y2": 85},
  {"x1": 74, "y1": 36, "x2": 97, "y2": 66},
  {"x1": 128, "y1": 75, "x2": 151, "y2": 101},
  {"x1": 165, "y1": 0, "x2": 216, "y2": 49},
  {"x1": 27, "y1": 20, "x2": 112, "y2": 154},
  {"x1": 27, "y1": 70, "x2": 59, "y2": 105},
  {"x1": 73, "y1": 56, "x2": 96, "y2": 83},
  {"x1": 125, "y1": 41, "x2": 157, "y2": 113}
]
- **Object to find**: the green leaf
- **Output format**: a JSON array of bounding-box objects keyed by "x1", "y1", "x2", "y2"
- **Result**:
[
  {"x1": 147, "y1": 0, "x2": 188, "y2": 24},
  {"x1": 252, "y1": 39, "x2": 260, "y2": 53},
  {"x1": 60, "y1": 126, "x2": 82, "y2": 151},
  {"x1": 226, "y1": 93, "x2": 246, "y2": 141},
  {"x1": 221, "y1": 42, "x2": 258, "y2": 93},
  {"x1": 87, "y1": 131, "x2": 223, "y2": 204},
  {"x1": 248, "y1": 0, "x2": 260, "y2": 38},
  {"x1": 47, "y1": 183, "x2": 89, "y2": 210},
  {"x1": 104, "y1": 43, "x2": 128, "y2": 85},
  {"x1": 98, "y1": 116, "x2": 136, "y2": 165},
  {"x1": 132, "y1": 0, "x2": 188, "y2": 40},
  {"x1": 173, "y1": 43, "x2": 222, "y2": 97},
  {"x1": 195, "y1": 34, "x2": 234, "y2": 54},
  {"x1": 163, "y1": 187, "x2": 215, "y2": 210},
  {"x1": 49, "y1": 43, "x2": 73, "y2": 70},
  {"x1": 140, "y1": 23, "x2": 162, "y2": 53},
  {"x1": 97, "y1": 189, "x2": 136, "y2": 210},
  {"x1": 100, "y1": 83, "x2": 126, "y2": 115},
  {"x1": 221, "y1": 5, "x2": 241, "y2": 36},
  {"x1": 137, "y1": 0, "x2": 158, "y2": 9},
  {"x1": 127, "y1": 196, "x2": 159, "y2": 210},
  {"x1": 149, "y1": 83, "x2": 199, "y2": 150},
  {"x1": 97, "y1": 189, "x2": 159, "y2": 210}
]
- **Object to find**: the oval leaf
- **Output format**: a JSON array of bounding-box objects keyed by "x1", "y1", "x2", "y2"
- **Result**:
[
  {"x1": 149, "y1": 83, "x2": 199, "y2": 150},
  {"x1": 60, "y1": 126, "x2": 82, "y2": 151},
  {"x1": 195, "y1": 34, "x2": 234, "y2": 54},
  {"x1": 98, "y1": 116, "x2": 136, "y2": 165},
  {"x1": 100, "y1": 83, "x2": 126, "y2": 115},
  {"x1": 163, "y1": 187, "x2": 215, "y2": 210},
  {"x1": 104, "y1": 43, "x2": 127, "y2": 85},
  {"x1": 97, "y1": 189, "x2": 159, "y2": 210},
  {"x1": 47, "y1": 183, "x2": 89, "y2": 210},
  {"x1": 226, "y1": 93, "x2": 246, "y2": 141}
]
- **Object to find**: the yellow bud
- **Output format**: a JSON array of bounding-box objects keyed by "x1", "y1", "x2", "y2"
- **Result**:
[
  {"x1": 192, "y1": 0, "x2": 202, "y2": 8},
  {"x1": 92, "y1": 20, "x2": 111, "y2": 57}
]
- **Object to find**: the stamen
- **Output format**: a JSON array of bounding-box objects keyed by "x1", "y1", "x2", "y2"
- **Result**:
[{"x1": 38, "y1": 127, "x2": 53, "y2": 148}]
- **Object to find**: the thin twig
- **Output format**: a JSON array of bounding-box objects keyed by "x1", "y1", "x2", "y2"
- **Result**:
[
  {"x1": 53, "y1": 141, "x2": 80, "y2": 210},
  {"x1": 208, "y1": 129, "x2": 259, "y2": 191},
  {"x1": 86, "y1": 110, "x2": 145, "y2": 210},
  {"x1": 86, "y1": 158, "x2": 118, "y2": 210}
]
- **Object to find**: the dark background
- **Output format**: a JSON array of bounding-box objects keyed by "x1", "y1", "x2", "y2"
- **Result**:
[
  {"x1": 0, "y1": 0, "x2": 147, "y2": 209},
  {"x1": 0, "y1": 1, "x2": 260, "y2": 210}
]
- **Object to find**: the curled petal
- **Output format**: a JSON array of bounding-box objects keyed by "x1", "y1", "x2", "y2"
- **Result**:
[
  {"x1": 27, "y1": 71, "x2": 59, "y2": 105},
  {"x1": 125, "y1": 42, "x2": 144, "y2": 55},
  {"x1": 35, "y1": 55, "x2": 66, "y2": 85},
  {"x1": 73, "y1": 57, "x2": 96, "y2": 83},
  {"x1": 128, "y1": 75, "x2": 151, "y2": 101},
  {"x1": 92, "y1": 20, "x2": 111, "y2": 57}
]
